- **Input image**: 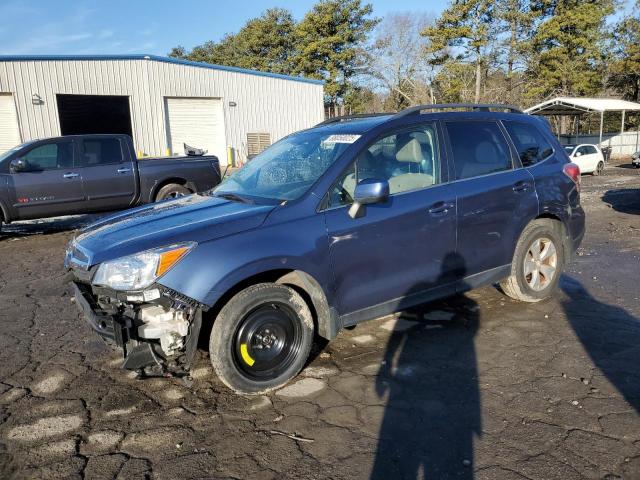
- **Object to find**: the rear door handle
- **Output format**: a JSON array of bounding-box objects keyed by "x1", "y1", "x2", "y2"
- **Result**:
[
  {"x1": 117, "y1": 167, "x2": 131, "y2": 174},
  {"x1": 512, "y1": 181, "x2": 530, "y2": 192},
  {"x1": 63, "y1": 173, "x2": 79, "y2": 179},
  {"x1": 428, "y1": 201, "x2": 454, "y2": 215}
]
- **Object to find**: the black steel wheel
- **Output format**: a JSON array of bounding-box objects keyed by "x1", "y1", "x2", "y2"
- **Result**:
[
  {"x1": 232, "y1": 302, "x2": 304, "y2": 381},
  {"x1": 209, "y1": 283, "x2": 314, "y2": 394}
]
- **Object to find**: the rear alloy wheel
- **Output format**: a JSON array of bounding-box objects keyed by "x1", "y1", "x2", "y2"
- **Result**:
[
  {"x1": 501, "y1": 219, "x2": 565, "y2": 302},
  {"x1": 209, "y1": 283, "x2": 314, "y2": 394},
  {"x1": 594, "y1": 161, "x2": 604, "y2": 176},
  {"x1": 155, "y1": 183, "x2": 190, "y2": 201},
  {"x1": 523, "y1": 237, "x2": 558, "y2": 292}
]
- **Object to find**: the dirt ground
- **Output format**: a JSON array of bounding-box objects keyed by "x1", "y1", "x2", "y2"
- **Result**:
[{"x1": 0, "y1": 160, "x2": 638, "y2": 480}]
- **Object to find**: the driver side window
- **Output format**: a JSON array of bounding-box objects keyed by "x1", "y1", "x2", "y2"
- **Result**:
[
  {"x1": 21, "y1": 142, "x2": 74, "y2": 171},
  {"x1": 328, "y1": 124, "x2": 440, "y2": 208}
]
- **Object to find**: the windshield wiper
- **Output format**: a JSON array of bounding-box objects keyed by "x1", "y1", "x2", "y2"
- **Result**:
[{"x1": 214, "y1": 192, "x2": 254, "y2": 204}]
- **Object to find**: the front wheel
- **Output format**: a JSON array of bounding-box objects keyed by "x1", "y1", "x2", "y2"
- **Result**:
[
  {"x1": 593, "y1": 161, "x2": 604, "y2": 176},
  {"x1": 501, "y1": 219, "x2": 565, "y2": 303},
  {"x1": 209, "y1": 283, "x2": 314, "y2": 394}
]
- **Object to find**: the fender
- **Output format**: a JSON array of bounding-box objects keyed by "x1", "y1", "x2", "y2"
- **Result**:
[{"x1": 0, "y1": 189, "x2": 11, "y2": 223}]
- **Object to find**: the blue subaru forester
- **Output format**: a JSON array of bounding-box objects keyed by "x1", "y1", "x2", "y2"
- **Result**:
[{"x1": 66, "y1": 104, "x2": 585, "y2": 394}]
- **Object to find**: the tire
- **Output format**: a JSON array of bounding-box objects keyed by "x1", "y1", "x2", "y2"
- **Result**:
[
  {"x1": 155, "y1": 183, "x2": 190, "y2": 201},
  {"x1": 209, "y1": 283, "x2": 314, "y2": 395},
  {"x1": 593, "y1": 161, "x2": 604, "y2": 176},
  {"x1": 500, "y1": 219, "x2": 565, "y2": 303}
]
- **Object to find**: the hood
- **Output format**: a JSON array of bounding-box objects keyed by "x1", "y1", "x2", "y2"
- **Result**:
[{"x1": 69, "y1": 194, "x2": 275, "y2": 267}]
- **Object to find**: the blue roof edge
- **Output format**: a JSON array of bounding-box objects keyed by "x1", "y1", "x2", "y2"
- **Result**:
[{"x1": 0, "y1": 54, "x2": 325, "y2": 85}]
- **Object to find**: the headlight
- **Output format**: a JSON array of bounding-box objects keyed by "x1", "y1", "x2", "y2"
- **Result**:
[{"x1": 92, "y1": 242, "x2": 196, "y2": 291}]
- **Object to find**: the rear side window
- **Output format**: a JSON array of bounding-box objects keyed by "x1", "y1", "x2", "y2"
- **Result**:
[
  {"x1": 80, "y1": 138, "x2": 123, "y2": 166},
  {"x1": 503, "y1": 121, "x2": 553, "y2": 167},
  {"x1": 446, "y1": 121, "x2": 512, "y2": 180}
]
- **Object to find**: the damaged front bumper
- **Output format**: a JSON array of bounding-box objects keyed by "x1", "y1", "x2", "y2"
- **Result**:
[{"x1": 72, "y1": 280, "x2": 203, "y2": 376}]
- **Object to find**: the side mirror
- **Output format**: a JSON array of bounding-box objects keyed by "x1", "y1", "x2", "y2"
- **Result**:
[
  {"x1": 348, "y1": 178, "x2": 389, "y2": 219},
  {"x1": 9, "y1": 158, "x2": 26, "y2": 173},
  {"x1": 575, "y1": 151, "x2": 582, "y2": 157}
]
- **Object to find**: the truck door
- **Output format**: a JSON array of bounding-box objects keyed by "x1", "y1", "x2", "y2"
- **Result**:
[
  {"x1": 9, "y1": 139, "x2": 86, "y2": 220},
  {"x1": 78, "y1": 136, "x2": 137, "y2": 211}
]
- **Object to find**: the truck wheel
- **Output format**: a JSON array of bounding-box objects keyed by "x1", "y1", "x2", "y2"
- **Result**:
[
  {"x1": 500, "y1": 219, "x2": 564, "y2": 303},
  {"x1": 155, "y1": 183, "x2": 190, "y2": 201},
  {"x1": 209, "y1": 283, "x2": 314, "y2": 394},
  {"x1": 593, "y1": 161, "x2": 604, "y2": 176}
]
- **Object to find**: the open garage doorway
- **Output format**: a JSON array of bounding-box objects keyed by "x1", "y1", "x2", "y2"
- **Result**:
[{"x1": 57, "y1": 94, "x2": 133, "y2": 137}]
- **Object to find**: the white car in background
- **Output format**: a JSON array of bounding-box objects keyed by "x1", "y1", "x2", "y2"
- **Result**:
[{"x1": 564, "y1": 144, "x2": 605, "y2": 175}]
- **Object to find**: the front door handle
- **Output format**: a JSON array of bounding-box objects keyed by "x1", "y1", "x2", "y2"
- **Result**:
[
  {"x1": 512, "y1": 181, "x2": 530, "y2": 192},
  {"x1": 117, "y1": 167, "x2": 131, "y2": 174},
  {"x1": 428, "y1": 201, "x2": 454, "y2": 216},
  {"x1": 63, "y1": 173, "x2": 79, "y2": 179}
]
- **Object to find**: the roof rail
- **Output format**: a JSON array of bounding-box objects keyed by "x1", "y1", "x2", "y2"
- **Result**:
[
  {"x1": 392, "y1": 103, "x2": 523, "y2": 119},
  {"x1": 315, "y1": 112, "x2": 391, "y2": 127}
]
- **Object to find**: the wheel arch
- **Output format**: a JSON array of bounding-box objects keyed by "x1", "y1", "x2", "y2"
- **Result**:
[
  {"x1": 205, "y1": 268, "x2": 339, "y2": 341},
  {"x1": 151, "y1": 177, "x2": 192, "y2": 201},
  {"x1": 534, "y1": 213, "x2": 571, "y2": 259}
]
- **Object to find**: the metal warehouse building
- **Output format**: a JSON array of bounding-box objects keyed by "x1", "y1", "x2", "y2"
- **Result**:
[{"x1": 0, "y1": 55, "x2": 325, "y2": 164}]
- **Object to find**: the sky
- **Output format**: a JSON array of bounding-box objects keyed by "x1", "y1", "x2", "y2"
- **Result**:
[{"x1": 0, "y1": 0, "x2": 450, "y2": 56}]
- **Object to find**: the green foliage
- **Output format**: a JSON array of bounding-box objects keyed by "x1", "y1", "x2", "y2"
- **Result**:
[
  {"x1": 422, "y1": 0, "x2": 497, "y2": 102},
  {"x1": 292, "y1": 0, "x2": 378, "y2": 106},
  {"x1": 170, "y1": 8, "x2": 296, "y2": 74},
  {"x1": 608, "y1": 3, "x2": 640, "y2": 101},
  {"x1": 525, "y1": 0, "x2": 615, "y2": 99},
  {"x1": 168, "y1": 1, "x2": 376, "y2": 107}
]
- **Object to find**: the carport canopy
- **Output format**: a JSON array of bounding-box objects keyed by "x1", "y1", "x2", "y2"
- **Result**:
[{"x1": 525, "y1": 97, "x2": 640, "y2": 146}]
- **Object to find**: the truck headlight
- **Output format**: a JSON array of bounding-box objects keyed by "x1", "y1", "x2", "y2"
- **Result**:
[{"x1": 92, "y1": 243, "x2": 196, "y2": 291}]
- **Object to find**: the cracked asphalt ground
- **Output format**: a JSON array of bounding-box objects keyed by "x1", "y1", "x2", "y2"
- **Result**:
[{"x1": 0, "y1": 161, "x2": 638, "y2": 480}]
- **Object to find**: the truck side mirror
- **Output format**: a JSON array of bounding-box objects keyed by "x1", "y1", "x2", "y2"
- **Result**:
[
  {"x1": 348, "y1": 178, "x2": 389, "y2": 219},
  {"x1": 9, "y1": 158, "x2": 26, "y2": 173}
]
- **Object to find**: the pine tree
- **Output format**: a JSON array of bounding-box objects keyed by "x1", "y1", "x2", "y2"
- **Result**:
[
  {"x1": 422, "y1": 0, "x2": 497, "y2": 103},
  {"x1": 526, "y1": 0, "x2": 615, "y2": 99},
  {"x1": 292, "y1": 0, "x2": 378, "y2": 108},
  {"x1": 608, "y1": 1, "x2": 640, "y2": 101}
]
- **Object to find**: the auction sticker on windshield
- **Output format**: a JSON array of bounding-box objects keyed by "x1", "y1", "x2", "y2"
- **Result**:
[{"x1": 322, "y1": 134, "x2": 361, "y2": 145}]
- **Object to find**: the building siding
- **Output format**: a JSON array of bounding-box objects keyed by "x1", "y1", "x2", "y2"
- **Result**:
[{"x1": 0, "y1": 58, "x2": 325, "y2": 164}]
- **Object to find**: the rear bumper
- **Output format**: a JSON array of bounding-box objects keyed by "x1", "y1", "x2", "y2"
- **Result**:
[{"x1": 567, "y1": 206, "x2": 586, "y2": 255}]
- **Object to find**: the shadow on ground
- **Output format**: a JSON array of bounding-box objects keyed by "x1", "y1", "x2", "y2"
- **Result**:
[
  {"x1": 561, "y1": 276, "x2": 640, "y2": 412},
  {"x1": 371, "y1": 254, "x2": 480, "y2": 479},
  {"x1": 602, "y1": 188, "x2": 640, "y2": 215}
]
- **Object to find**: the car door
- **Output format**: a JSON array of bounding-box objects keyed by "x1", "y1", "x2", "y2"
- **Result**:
[
  {"x1": 444, "y1": 119, "x2": 538, "y2": 282},
  {"x1": 573, "y1": 145, "x2": 592, "y2": 172},
  {"x1": 322, "y1": 122, "x2": 457, "y2": 320},
  {"x1": 78, "y1": 136, "x2": 137, "y2": 211},
  {"x1": 8, "y1": 139, "x2": 85, "y2": 220}
]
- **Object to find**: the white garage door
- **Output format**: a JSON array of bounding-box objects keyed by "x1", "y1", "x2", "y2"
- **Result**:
[
  {"x1": 165, "y1": 97, "x2": 226, "y2": 165},
  {"x1": 0, "y1": 93, "x2": 21, "y2": 154}
]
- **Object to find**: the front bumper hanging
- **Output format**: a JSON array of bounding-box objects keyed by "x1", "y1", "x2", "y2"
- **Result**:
[{"x1": 72, "y1": 280, "x2": 202, "y2": 375}]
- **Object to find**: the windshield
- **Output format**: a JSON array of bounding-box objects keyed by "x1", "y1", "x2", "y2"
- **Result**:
[
  {"x1": 564, "y1": 145, "x2": 576, "y2": 155},
  {"x1": 214, "y1": 131, "x2": 359, "y2": 202},
  {"x1": 0, "y1": 143, "x2": 28, "y2": 164}
]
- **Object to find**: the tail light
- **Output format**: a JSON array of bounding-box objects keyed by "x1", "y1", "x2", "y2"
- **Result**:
[{"x1": 563, "y1": 162, "x2": 581, "y2": 191}]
